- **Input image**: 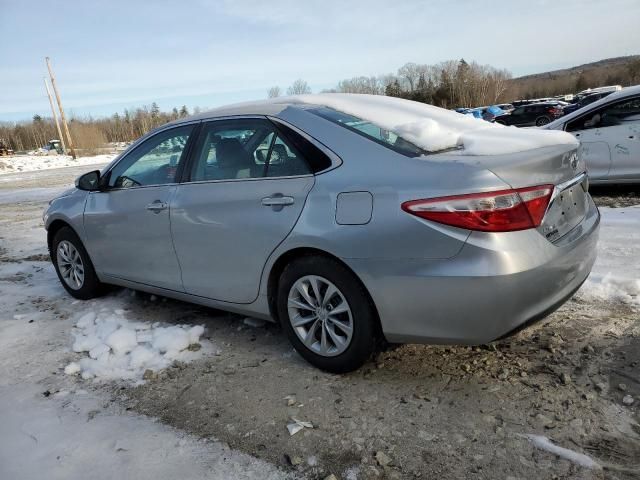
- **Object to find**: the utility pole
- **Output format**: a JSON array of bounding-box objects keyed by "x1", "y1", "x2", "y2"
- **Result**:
[
  {"x1": 43, "y1": 77, "x2": 66, "y2": 154},
  {"x1": 45, "y1": 57, "x2": 77, "y2": 159}
]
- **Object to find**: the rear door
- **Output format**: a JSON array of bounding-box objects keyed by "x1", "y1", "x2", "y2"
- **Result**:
[
  {"x1": 84, "y1": 123, "x2": 197, "y2": 290},
  {"x1": 566, "y1": 95, "x2": 640, "y2": 181},
  {"x1": 170, "y1": 118, "x2": 318, "y2": 303}
]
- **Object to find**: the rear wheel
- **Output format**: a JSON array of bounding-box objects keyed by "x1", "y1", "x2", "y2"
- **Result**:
[
  {"x1": 51, "y1": 227, "x2": 104, "y2": 300},
  {"x1": 277, "y1": 256, "x2": 378, "y2": 373},
  {"x1": 535, "y1": 116, "x2": 551, "y2": 126}
]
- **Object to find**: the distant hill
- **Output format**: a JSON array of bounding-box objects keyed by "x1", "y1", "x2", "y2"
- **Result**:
[{"x1": 505, "y1": 55, "x2": 640, "y2": 100}]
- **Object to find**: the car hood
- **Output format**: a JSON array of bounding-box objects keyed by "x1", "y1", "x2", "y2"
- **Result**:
[{"x1": 49, "y1": 186, "x2": 81, "y2": 204}]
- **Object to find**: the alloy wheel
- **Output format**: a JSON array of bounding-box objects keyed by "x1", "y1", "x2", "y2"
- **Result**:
[
  {"x1": 287, "y1": 275, "x2": 354, "y2": 357},
  {"x1": 56, "y1": 240, "x2": 85, "y2": 290}
]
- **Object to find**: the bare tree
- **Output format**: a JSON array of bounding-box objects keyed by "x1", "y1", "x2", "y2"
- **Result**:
[
  {"x1": 287, "y1": 79, "x2": 312, "y2": 95},
  {"x1": 398, "y1": 62, "x2": 420, "y2": 91},
  {"x1": 267, "y1": 86, "x2": 281, "y2": 98},
  {"x1": 335, "y1": 76, "x2": 383, "y2": 94}
]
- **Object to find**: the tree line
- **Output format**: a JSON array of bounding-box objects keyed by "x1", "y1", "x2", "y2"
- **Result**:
[
  {"x1": 3, "y1": 57, "x2": 639, "y2": 154},
  {"x1": 267, "y1": 59, "x2": 512, "y2": 108},
  {"x1": 0, "y1": 103, "x2": 192, "y2": 154}
]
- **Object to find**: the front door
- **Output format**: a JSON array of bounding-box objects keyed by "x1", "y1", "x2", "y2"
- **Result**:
[
  {"x1": 84, "y1": 123, "x2": 197, "y2": 290},
  {"x1": 170, "y1": 118, "x2": 315, "y2": 303}
]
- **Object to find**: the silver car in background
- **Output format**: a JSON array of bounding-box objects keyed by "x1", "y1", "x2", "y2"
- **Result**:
[
  {"x1": 44, "y1": 95, "x2": 600, "y2": 372},
  {"x1": 545, "y1": 85, "x2": 640, "y2": 184}
]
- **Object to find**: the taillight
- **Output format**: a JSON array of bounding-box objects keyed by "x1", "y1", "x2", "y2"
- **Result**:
[
  {"x1": 548, "y1": 107, "x2": 561, "y2": 115},
  {"x1": 401, "y1": 185, "x2": 554, "y2": 232}
]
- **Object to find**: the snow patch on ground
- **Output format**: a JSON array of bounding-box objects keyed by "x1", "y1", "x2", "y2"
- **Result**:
[
  {"x1": 0, "y1": 385, "x2": 290, "y2": 480},
  {"x1": 272, "y1": 93, "x2": 578, "y2": 155},
  {"x1": 66, "y1": 307, "x2": 212, "y2": 381},
  {"x1": 524, "y1": 434, "x2": 601, "y2": 470},
  {"x1": 0, "y1": 154, "x2": 115, "y2": 175},
  {"x1": 579, "y1": 206, "x2": 640, "y2": 306}
]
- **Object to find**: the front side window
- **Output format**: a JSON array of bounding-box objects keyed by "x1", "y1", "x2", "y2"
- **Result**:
[
  {"x1": 567, "y1": 96, "x2": 640, "y2": 132},
  {"x1": 189, "y1": 119, "x2": 311, "y2": 182},
  {"x1": 309, "y1": 107, "x2": 426, "y2": 157},
  {"x1": 108, "y1": 125, "x2": 195, "y2": 188}
]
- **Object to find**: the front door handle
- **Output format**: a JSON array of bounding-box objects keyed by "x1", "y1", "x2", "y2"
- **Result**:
[
  {"x1": 261, "y1": 196, "x2": 294, "y2": 207},
  {"x1": 146, "y1": 201, "x2": 168, "y2": 213}
]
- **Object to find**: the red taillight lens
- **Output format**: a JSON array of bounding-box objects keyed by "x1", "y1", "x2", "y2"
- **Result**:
[{"x1": 401, "y1": 185, "x2": 554, "y2": 232}]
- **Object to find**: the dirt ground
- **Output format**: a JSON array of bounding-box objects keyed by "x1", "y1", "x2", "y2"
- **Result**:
[{"x1": 1, "y1": 165, "x2": 639, "y2": 479}]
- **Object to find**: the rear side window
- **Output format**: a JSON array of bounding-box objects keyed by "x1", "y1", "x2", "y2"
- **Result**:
[
  {"x1": 309, "y1": 106, "x2": 426, "y2": 157},
  {"x1": 188, "y1": 118, "x2": 312, "y2": 182}
]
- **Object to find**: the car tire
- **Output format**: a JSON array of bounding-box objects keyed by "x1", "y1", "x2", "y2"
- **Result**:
[
  {"x1": 496, "y1": 120, "x2": 507, "y2": 125},
  {"x1": 51, "y1": 226, "x2": 104, "y2": 300},
  {"x1": 277, "y1": 256, "x2": 378, "y2": 373},
  {"x1": 535, "y1": 116, "x2": 551, "y2": 126}
]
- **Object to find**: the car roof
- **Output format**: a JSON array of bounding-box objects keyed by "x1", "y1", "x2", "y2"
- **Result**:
[{"x1": 547, "y1": 84, "x2": 640, "y2": 128}]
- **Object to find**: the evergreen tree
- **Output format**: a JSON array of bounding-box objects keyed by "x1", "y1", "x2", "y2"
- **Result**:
[
  {"x1": 179, "y1": 105, "x2": 189, "y2": 118},
  {"x1": 385, "y1": 80, "x2": 402, "y2": 97}
]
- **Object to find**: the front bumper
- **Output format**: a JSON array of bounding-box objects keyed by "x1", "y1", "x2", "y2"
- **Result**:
[{"x1": 347, "y1": 195, "x2": 600, "y2": 344}]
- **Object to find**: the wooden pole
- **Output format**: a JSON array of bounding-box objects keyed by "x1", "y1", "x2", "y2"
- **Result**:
[
  {"x1": 45, "y1": 57, "x2": 77, "y2": 159},
  {"x1": 43, "y1": 77, "x2": 66, "y2": 154}
]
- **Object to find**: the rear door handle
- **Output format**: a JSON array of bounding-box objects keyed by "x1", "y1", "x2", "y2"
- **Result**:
[
  {"x1": 146, "y1": 201, "x2": 168, "y2": 213},
  {"x1": 262, "y1": 196, "x2": 294, "y2": 207}
]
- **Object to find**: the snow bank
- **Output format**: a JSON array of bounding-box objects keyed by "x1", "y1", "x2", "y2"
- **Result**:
[
  {"x1": 580, "y1": 206, "x2": 640, "y2": 306},
  {"x1": 65, "y1": 308, "x2": 208, "y2": 381},
  {"x1": 524, "y1": 434, "x2": 601, "y2": 469},
  {"x1": 0, "y1": 153, "x2": 114, "y2": 175},
  {"x1": 274, "y1": 94, "x2": 578, "y2": 155}
]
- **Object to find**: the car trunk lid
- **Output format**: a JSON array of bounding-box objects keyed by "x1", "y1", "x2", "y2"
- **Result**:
[{"x1": 441, "y1": 144, "x2": 589, "y2": 242}]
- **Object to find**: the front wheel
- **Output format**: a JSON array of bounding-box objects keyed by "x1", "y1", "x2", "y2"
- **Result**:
[
  {"x1": 51, "y1": 226, "x2": 104, "y2": 300},
  {"x1": 277, "y1": 256, "x2": 378, "y2": 373}
]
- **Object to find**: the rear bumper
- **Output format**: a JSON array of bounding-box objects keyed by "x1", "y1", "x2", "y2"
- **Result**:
[{"x1": 346, "y1": 195, "x2": 600, "y2": 344}]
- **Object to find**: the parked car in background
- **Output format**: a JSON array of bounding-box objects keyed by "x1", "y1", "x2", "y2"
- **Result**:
[
  {"x1": 495, "y1": 102, "x2": 564, "y2": 126},
  {"x1": 578, "y1": 85, "x2": 622, "y2": 96},
  {"x1": 562, "y1": 91, "x2": 614, "y2": 115},
  {"x1": 44, "y1": 94, "x2": 599, "y2": 372},
  {"x1": 496, "y1": 103, "x2": 514, "y2": 112},
  {"x1": 544, "y1": 85, "x2": 640, "y2": 184}
]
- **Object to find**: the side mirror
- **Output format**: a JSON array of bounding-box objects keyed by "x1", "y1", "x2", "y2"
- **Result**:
[{"x1": 75, "y1": 170, "x2": 101, "y2": 191}]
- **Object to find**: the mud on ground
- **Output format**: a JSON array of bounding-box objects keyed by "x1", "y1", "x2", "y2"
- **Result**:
[{"x1": 100, "y1": 294, "x2": 640, "y2": 480}]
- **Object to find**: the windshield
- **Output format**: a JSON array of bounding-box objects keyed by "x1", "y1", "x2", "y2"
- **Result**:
[{"x1": 309, "y1": 106, "x2": 427, "y2": 157}]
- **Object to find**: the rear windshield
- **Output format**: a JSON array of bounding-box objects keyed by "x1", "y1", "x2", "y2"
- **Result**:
[{"x1": 309, "y1": 106, "x2": 427, "y2": 157}]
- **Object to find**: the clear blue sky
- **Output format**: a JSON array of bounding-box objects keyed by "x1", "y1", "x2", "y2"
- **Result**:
[{"x1": 1, "y1": 0, "x2": 638, "y2": 122}]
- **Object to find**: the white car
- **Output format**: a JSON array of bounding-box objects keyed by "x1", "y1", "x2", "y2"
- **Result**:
[{"x1": 545, "y1": 85, "x2": 640, "y2": 184}]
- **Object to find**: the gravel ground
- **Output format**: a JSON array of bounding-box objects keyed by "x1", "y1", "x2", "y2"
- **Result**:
[{"x1": 1, "y1": 165, "x2": 639, "y2": 479}]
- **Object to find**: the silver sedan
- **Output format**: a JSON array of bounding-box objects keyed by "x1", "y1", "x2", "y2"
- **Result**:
[{"x1": 44, "y1": 95, "x2": 599, "y2": 372}]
